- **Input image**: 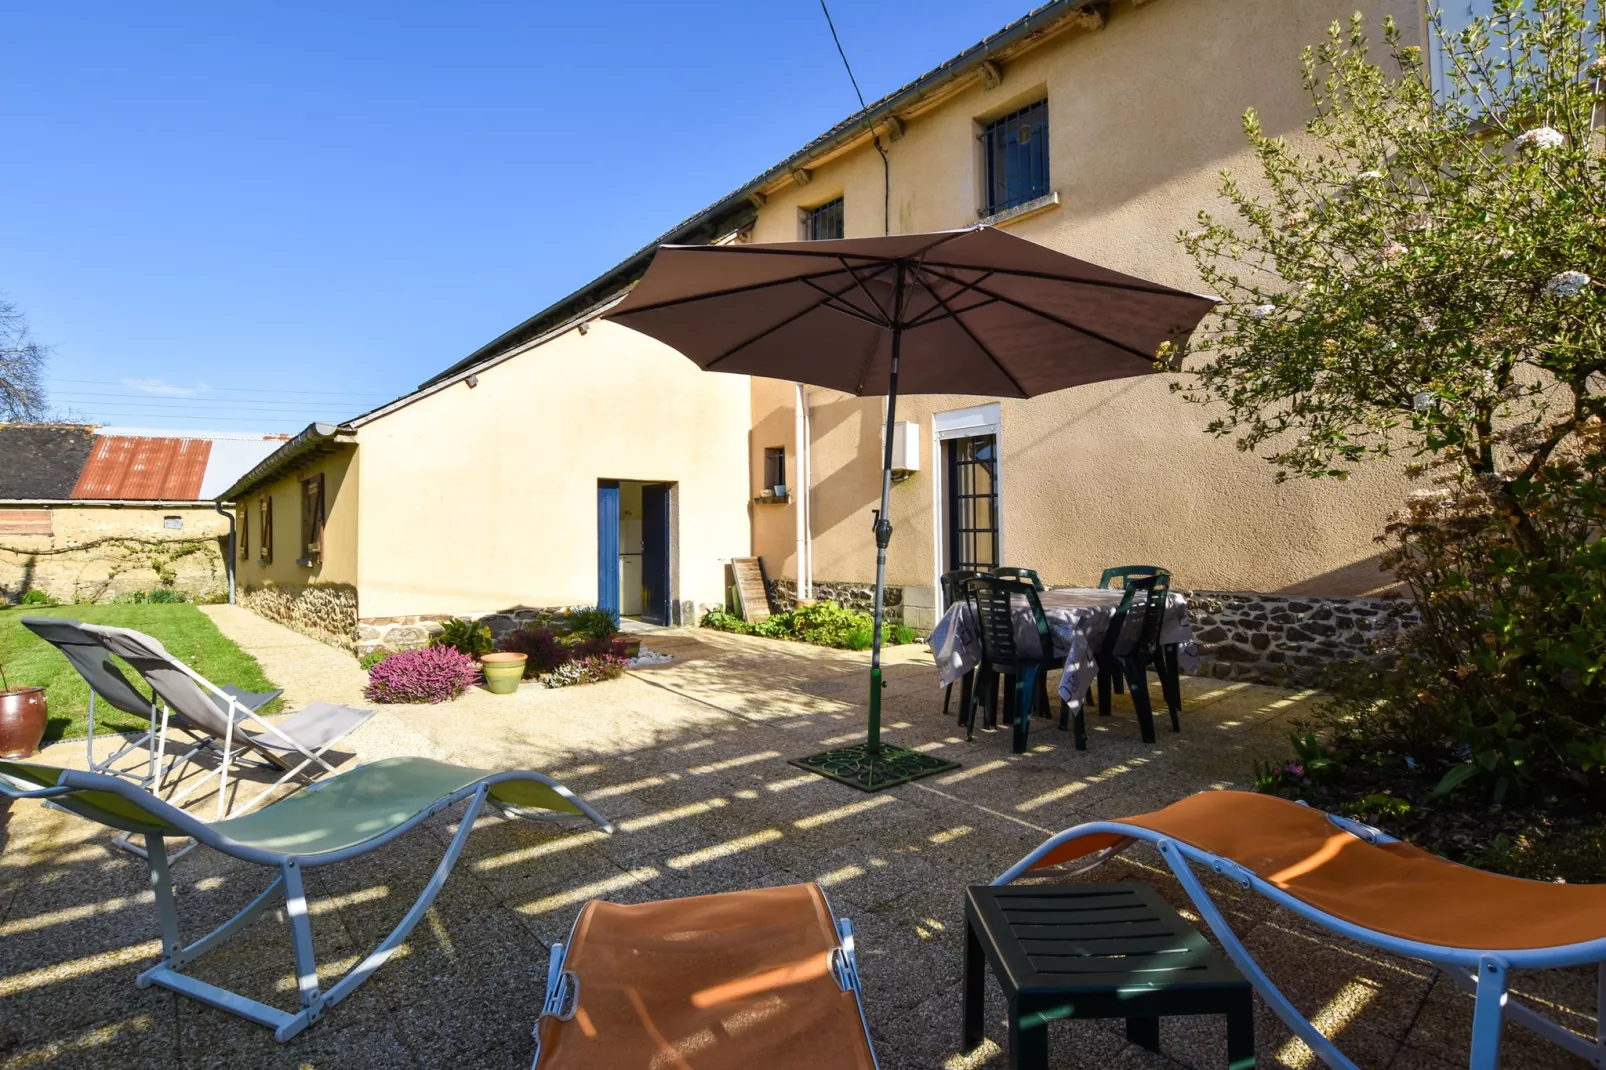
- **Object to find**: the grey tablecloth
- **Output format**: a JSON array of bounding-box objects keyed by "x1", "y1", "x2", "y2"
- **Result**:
[{"x1": 928, "y1": 587, "x2": 1199, "y2": 711}]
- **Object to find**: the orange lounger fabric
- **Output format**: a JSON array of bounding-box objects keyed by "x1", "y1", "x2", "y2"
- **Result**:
[
  {"x1": 1030, "y1": 789, "x2": 1606, "y2": 952},
  {"x1": 536, "y1": 882, "x2": 876, "y2": 1070}
]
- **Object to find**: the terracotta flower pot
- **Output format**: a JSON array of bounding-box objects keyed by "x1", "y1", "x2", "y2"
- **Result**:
[
  {"x1": 480, "y1": 652, "x2": 527, "y2": 695},
  {"x1": 0, "y1": 687, "x2": 47, "y2": 759}
]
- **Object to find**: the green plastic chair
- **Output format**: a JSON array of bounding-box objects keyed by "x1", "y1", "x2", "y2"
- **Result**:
[
  {"x1": 1092, "y1": 572, "x2": 1180, "y2": 744},
  {"x1": 965, "y1": 576, "x2": 1059, "y2": 753},
  {"x1": 1098, "y1": 565, "x2": 1165, "y2": 590},
  {"x1": 991, "y1": 566, "x2": 1045, "y2": 591},
  {"x1": 0, "y1": 756, "x2": 612, "y2": 1042}
]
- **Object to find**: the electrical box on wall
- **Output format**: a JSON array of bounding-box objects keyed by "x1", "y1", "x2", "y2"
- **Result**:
[{"x1": 889, "y1": 421, "x2": 920, "y2": 478}]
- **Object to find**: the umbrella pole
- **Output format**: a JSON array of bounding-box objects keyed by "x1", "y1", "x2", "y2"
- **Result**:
[
  {"x1": 866, "y1": 326, "x2": 900, "y2": 755},
  {"x1": 788, "y1": 308, "x2": 959, "y2": 792}
]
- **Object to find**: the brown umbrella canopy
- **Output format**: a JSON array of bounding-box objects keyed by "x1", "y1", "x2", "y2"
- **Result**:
[{"x1": 604, "y1": 225, "x2": 1217, "y2": 397}]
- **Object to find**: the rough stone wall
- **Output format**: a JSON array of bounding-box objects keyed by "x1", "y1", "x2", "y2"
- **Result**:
[
  {"x1": 0, "y1": 506, "x2": 229, "y2": 604},
  {"x1": 241, "y1": 583, "x2": 359, "y2": 651},
  {"x1": 357, "y1": 606, "x2": 570, "y2": 657},
  {"x1": 1182, "y1": 589, "x2": 1417, "y2": 687},
  {"x1": 764, "y1": 578, "x2": 904, "y2": 624}
]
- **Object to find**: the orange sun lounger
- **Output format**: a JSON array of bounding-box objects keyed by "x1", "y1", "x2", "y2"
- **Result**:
[
  {"x1": 531, "y1": 882, "x2": 878, "y2": 1070},
  {"x1": 995, "y1": 789, "x2": 1606, "y2": 1070}
]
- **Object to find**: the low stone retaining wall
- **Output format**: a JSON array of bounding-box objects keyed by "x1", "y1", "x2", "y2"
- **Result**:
[
  {"x1": 1181, "y1": 589, "x2": 1416, "y2": 687},
  {"x1": 241, "y1": 583, "x2": 359, "y2": 651},
  {"x1": 764, "y1": 578, "x2": 905, "y2": 624}
]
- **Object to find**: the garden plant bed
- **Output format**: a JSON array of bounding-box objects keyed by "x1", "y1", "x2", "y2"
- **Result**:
[{"x1": 1259, "y1": 734, "x2": 1606, "y2": 884}]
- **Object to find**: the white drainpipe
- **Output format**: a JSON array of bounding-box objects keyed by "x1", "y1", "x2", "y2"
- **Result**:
[{"x1": 794, "y1": 382, "x2": 811, "y2": 601}]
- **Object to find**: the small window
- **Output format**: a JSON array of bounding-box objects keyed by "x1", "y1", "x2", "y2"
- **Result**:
[
  {"x1": 300, "y1": 474, "x2": 326, "y2": 565},
  {"x1": 258, "y1": 495, "x2": 273, "y2": 564},
  {"x1": 163, "y1": 516, "x2": 183, "y2": 530},
  {"x1": 803, "y1": 197, "x2": 844, "y2": 241},
  {"x1": 763, "y1": 447, "x2": 787, "y2": 494},
  {"x1": 980, "y1": 99, "x2": 1049, "y2": 215}
]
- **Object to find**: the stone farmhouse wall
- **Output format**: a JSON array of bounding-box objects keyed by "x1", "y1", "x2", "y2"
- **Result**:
[
  {"x1": 240, "y1": 583, "x2": 359, "y2": 651},
  {"x1": 0, "y1": 506, "x2": 228, "y2": 605}
]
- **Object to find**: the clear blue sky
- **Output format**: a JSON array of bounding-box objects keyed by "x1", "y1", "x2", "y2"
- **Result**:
[{"x1": 2, "y1": 1, "x2": 1029, "y2": 432}]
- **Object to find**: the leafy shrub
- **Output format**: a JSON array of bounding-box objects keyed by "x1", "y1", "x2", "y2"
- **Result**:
[
  {"x1": 432, "y1": 617, "x2": 496, "y2": 659},
  {"x1": 546, "y1": 654, "x2": 627, "y2": 688},
  {"x1": 572, "y1": 634, "x2": 630, "y2": 660},
  {"x1": 18, "y1": 589, "x2": 57, "y2": 606},
  {"x1": 565, "y1": 606, "x2": 618, "y2": 641},
  {"x1": 700, "y1": 608, "x2": 755, "y2": 635},
  {"x1": 364, "y1": 645, "x2": 479, "y2": 704},
  {"x1": 146, "y1": 588, "x2": 187, "y2": 604},
  {"x1": 358, "y1": 650, "x2": 389, "y2": 671},
  {"x1": 700, "y1": 602, "x2": 918, "y2": 649},
  {"x1": 499, "y1": 626, "x2": 572, "y2": 677}
]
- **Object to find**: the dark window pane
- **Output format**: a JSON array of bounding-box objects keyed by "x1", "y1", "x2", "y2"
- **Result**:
[
  {"x1": 982, "y1": 100, "x2": 1049, "y2": 215},
  {"x1": 945, "y1": 433, "x2": 1000, "y2": 571},
  {"x1": 805, "y1": 198, "x2": 844, "y2": 241}
]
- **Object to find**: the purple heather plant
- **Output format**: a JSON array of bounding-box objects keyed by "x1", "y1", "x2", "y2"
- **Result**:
[{"x1": 363, "y1": 645, "x2": 479, "y2": 704}]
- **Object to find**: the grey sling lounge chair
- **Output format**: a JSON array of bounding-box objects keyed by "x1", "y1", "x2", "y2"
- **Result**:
[
  {"x1": 80, "y1": 622, "x2": 373, "y2": 819},
  {"x1": 19, "y1": 617, "x2": 281, "y2": 792},
  {"x1": 0, "y1": 755, "x2": 613, "y2": 1042}
]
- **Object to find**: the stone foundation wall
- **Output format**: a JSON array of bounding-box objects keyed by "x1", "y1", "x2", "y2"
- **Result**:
[
  {"x1": 241, "y1": 583, "x2": 359, "y2": 651},
  {"x1": 1182, "y1": 589, "x2": 1417, "y2": 687},
  {"x1": 356, "y1": 606, "x2": 570, "y2": 657},
  {"x1": 764, "y1": 578, "x2": 904, "y2": 625}
]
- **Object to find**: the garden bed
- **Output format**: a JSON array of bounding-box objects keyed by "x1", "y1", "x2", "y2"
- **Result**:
[{"x1": 700, "y1": 601, "x2": 918, "y2": 650}]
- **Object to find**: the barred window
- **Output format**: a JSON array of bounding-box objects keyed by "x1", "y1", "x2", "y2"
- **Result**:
[
  {"x1": 980, "y1": 100, "x2": 1049, "y2": 215},
  {"x1": 803, "y1": 197, "x2": 844, "y2": 241}
]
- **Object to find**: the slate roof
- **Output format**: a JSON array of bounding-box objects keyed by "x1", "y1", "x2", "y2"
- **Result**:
[{"x1": 0, "y1": 425, "x2": 97, "y2": 499}]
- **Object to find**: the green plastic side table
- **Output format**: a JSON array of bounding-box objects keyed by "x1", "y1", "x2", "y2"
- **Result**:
[{"x1": 963, "y1": 882, "x2": 1255, "y2": 1069}]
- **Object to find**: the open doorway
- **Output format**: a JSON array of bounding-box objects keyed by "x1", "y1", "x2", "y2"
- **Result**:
[{"x1": 598, "y1": 480, "x2": 673, "y2": 625}]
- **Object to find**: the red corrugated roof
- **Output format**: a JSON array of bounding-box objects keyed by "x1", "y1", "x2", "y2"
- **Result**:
[{"x1": 69, "y1": 436, "x2": 213, "y2": 501}]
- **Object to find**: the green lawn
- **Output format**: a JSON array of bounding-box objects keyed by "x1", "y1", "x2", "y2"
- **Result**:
[{"x1": 0, "y1": 604, "x2": 281, "y2": 744}]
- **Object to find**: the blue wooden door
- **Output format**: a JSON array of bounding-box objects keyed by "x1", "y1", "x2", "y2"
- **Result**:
[
  {"x1": 642, "y1": 483, "x2": 670, "y2": 625},
  {"x1": 597, "y1": 481, "x2": 620, "y2": 623}
]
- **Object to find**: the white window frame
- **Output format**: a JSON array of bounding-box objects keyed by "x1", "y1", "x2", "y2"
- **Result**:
[{"x1": 930, "y1": 403, "x2": 1003, "y2": 610}]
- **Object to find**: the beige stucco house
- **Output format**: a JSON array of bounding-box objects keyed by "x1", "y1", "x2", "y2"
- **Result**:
[{"x1": 226, "y1": 0, "x2": 1443, "y2": 674}]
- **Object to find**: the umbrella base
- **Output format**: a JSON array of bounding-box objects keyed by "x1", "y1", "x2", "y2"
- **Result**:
[{"x1": 790, "y1": 743, "x2": 960, "y2": 793}]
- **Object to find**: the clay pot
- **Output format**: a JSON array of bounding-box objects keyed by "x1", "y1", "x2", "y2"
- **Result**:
[
  {"x1": 0, "y1": 687, "x2": 47, "y2": 759},
  {"x1": 480, "y1": 652, "x2": 527, "y2": 695}
]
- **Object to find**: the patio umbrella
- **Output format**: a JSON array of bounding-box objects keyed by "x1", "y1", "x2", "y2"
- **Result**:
[{"x1": 604, "y1": 225, "x2": 1217, "y2": 790}]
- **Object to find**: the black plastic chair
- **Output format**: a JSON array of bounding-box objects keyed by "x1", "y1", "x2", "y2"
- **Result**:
[
  {"x1": 991, "y1": 566, "x2": 1045, "y2": 591},
  {"x1": 965, "y1": 577, "x2": 1058, "y2": 754},
  {"x1": 939, "y1": 569, "x2": 985, "y2": 723},
  {"x1": 1092, "y1": 573, "x2": 1180, "y2": 744}
]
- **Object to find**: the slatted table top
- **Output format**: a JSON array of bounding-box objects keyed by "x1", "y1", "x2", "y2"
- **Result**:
[{"x1": 966, "y1": 882, "x2": 1247, "y2": 997}]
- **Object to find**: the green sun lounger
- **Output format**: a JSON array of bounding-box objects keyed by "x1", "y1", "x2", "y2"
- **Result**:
[{"x1": 0, "y1": 756, "x2": 612, "y2": 1041}]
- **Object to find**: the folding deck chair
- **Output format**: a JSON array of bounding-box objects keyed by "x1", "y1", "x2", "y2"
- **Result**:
[
  {"x1": 0, "y1": 755, "x2": 613, "y2": 1042},
  {"x1": 994, "y1": 789, "x2": 1606, "y2": 1070},
  {"x1": 80, "y1": 622, "x2": 373, "y2": 819},
  {"x1": 532, "y1": 882, "x2": 878, "y2": 1069},
  {"x1": 19, "y1": 617, "x2": 282, "y2": 792}
]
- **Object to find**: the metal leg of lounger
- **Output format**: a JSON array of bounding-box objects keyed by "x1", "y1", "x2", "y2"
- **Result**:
[
  {"x1": 1438, "y1": 963, "x2": 1604, "y2": 1067},
  {"x1": 1155, "y1": 839, "x2": 1361, "y2": 1070},
  {"x1": 1468, "y1": 955, "x2": 1509, "y2": 1070},
  {"x1": 271, "y1": 784, "x2": 492, "y2": 1042}
]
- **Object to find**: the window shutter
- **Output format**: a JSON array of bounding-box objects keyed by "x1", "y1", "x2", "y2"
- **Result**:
[
  {"x1": 260, "y1": 496, "x2": 273, "y2": 563},
  {"x1": 302, "y1": 473, "x2": 326, "y2": 561},
  {"x1": 240, "y1": 504, "x2": 249, "y2": 561}
]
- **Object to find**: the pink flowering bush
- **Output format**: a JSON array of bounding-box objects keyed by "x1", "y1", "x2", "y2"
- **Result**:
[{"x1": 364, "y1": 645, "x2": 479, "y2": 704}]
